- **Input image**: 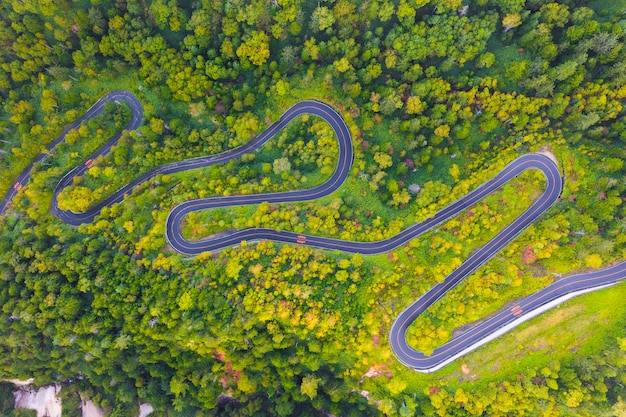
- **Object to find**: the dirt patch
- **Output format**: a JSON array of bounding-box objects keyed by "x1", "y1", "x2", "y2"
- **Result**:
[
  {"x1": 3, "y1": 379, "x2": 34, "y2": 387},
  {"x1": 458, "y1": 363, "x2": 479, "y2": 381},
  {"x1": 536, "y1": 147, "x2": 559, "y2": 167},
  {"x1": 161, "y1": 244, "x2": 177, "y2": 253},
  {"x1": 461, "y1": 364, "x2": 471, "y2": 375},
  {"x1": 528, "y1": 264, "x2": 547, "y2": 278},
  {"x1": 359, "y1": 364, "x2": 393, "y2": 383}
]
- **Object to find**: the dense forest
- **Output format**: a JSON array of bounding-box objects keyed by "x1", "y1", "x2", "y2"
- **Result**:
[{"x1": 1, "y1": 0, "x2": 626, "y2": 415}]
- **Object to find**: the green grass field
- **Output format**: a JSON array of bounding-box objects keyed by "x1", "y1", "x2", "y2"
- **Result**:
[{"x1": 387, "y1": 279, "x2": 626, "y2": 397}]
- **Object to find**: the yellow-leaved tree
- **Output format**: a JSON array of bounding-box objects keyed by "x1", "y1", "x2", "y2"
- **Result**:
[{"x1": 236, "y1": 31, "x2": 270, "y2": 66}]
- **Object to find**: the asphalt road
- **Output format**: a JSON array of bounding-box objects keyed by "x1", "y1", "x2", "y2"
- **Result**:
[
  {"x1": 2, "y1": 91, "x2": 625, "y2": 373},
  {"x1": 0, "y1": 90, "x2": 143, "y2": 216}
]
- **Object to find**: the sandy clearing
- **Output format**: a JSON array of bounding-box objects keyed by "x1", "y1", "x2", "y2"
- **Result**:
[
  {"x1": 13, "y1": 384, "x2": 62, "y2": 417},
  {"x1": 8, "y1": 381, "x2": 152, "y2": 417},
  {"x1": 3, "y1": 378, "x2": 35, "y2": 386}
]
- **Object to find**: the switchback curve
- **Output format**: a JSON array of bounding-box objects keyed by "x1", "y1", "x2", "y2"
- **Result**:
[{"x1": 1, "y1": 91, "x2": 625, "y2": 373}]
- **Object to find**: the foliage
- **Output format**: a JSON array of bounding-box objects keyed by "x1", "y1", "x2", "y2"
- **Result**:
[{"x1": 1, "y1": 0, "x2": 626, "y2": 416}]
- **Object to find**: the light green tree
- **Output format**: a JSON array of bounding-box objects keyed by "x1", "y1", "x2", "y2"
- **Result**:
[{"x1": 236, "y1": 31, "x2": 271, "y2": 66}]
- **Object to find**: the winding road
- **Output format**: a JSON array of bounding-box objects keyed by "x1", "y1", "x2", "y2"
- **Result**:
[{"x1": 2, "y1": 90, "x2": 625, "y2": 373}]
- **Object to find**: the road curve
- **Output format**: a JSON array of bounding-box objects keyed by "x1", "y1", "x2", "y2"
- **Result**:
[
  {"x1": 2, "y1": 91, "x2": 625, "y2": 373},
  {"x1": 0, "y1": 90, "x2": 143, "y2": 216}
]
